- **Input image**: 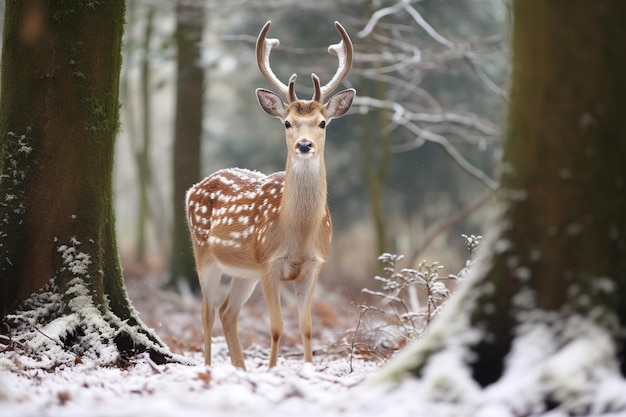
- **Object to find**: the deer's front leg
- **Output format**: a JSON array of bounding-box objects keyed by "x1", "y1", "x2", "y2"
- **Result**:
[
  {"x1": 261, "y1": 263, "x2": 285, "y2": 368},
  {"x1": 293, "y1": 260, "x2": 322, "y2": 363}
]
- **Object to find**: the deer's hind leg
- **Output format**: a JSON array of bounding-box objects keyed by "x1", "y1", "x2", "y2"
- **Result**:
[
  {"x1": 219, "y1": 277, "x2": 258, "y2": 370},
  {"x1": 196, "y1": 256, "x2": 222, "y2": 366}
]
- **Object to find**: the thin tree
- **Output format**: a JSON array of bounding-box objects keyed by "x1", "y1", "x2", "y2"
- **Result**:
[
  {"x1": 169, "y1": 0, "x2": 205, "y2": 291},
  {"x1": 0, "y1": 0, "x2": 170, "y2": 365},
  {"x1": 376, "y1": 0, "x2": 626, "y2": 412},
  {"x1": 136, "y1": 4, "x2": 156, "y2": 262}
]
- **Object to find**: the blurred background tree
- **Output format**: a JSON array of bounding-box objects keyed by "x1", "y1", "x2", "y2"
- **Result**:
[
  {"x1": 113, "y1": 0, "x2": 508, "y2": 296},
  {"x1": 169, "y1": 0, "x2": 206, "y2": 292}
]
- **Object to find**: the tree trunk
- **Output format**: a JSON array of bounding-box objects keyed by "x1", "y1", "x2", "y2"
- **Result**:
[
  {"x1": 360, "y1": 77, "x2": 392, "y2": 261},
  {"x1": 0, "y1": 0, "x2": 170, "y2": 366},
  {"x1": 136, "y1": 5, "x2": 156, "y2": 263},
  {"x1": 377, "y1": 0, "x2": 626, "y2": 413},
  {"x1": 169, "y1": 0, "x2": 205, "y2": 291}
]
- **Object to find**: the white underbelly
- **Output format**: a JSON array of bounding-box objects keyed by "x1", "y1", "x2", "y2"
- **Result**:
[{"x1": 217, "y1": 262, "x2": 261, "y2": 281}]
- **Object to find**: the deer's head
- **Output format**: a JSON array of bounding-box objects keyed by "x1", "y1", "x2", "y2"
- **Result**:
[{"x1": 255, "y1": 21, "x2": 356, "y2": 163}]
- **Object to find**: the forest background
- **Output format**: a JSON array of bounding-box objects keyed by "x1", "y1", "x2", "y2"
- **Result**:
[
  {"x1": 30, "y1": 0, "x2": 508, "y2": 294},
  {"x1": 6, "y1": 1, "x2": 626, "y2": 415}
]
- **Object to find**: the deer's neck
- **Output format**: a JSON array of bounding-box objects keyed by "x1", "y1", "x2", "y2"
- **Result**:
[{"x1": 281, "y1": 156, "x2": 327, "y2": 228}]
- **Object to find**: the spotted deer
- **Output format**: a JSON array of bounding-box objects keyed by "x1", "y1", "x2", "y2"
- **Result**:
[{"x1": 186, "y1": 21, "x2": 355, "y2": 369}]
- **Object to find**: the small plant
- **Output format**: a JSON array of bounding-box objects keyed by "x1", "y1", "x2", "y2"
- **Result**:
[
  {"x1": 449, "y1": 234, "x2": 482, "y2": 282},
  {"x1": 362, "y1": 254, "x2": 447, "y2": 335},
  {"x1": 347, "y1": 234, "x2": 481, "y2": 370}
]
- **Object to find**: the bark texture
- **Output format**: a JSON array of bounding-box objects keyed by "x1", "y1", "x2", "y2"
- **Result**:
[
  {"x1": 0, "y1": 0, "x2": 170, "y2": 364},
  {"x1": 377, "y1": 0, "x2": 626, "y2": 406}
]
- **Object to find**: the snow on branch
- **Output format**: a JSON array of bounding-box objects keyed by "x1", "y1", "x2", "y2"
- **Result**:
[
  {"x1": 353, "y1": 96, "x2": 499, "y2": 136},
  {"x1": 353, "y1": 96, "x2": 498, "y2": 190},
  {"x1": 354, "y1": 3, "x2": 506, "y2": 191}
]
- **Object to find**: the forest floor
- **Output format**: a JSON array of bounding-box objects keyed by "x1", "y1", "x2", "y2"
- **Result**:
[
  {"x1": 2, "y1": 265, "x2": 626, "y2": 417},
  {"x1": 0, "y1": 266, "x2": 424, "y2": 417}
]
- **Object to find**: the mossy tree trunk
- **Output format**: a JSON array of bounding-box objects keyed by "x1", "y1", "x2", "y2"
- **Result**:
[
  {"x1": 169, "y1": 0, "x2": 205, "y2": 292},
  {"x1": 377, "y1": 0, "x2": 626, "y2": 412},
  {"x1": 0, "y1": 0, "x2": 170, "y2": 365}
]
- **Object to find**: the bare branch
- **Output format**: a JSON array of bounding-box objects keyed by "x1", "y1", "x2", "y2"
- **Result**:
[
  {"x1": 398, "y1": 121, "x2": 498, "y2": 190},
  {"x1": 353, "y1": 96, "x2": 497, "y2": 190},
  {"x1": 464, "y1": 55, "x2": 509, "y2": 99},
  {"x1": 357, "y1": 0, "x2": 411, "y2": 39},
  {"x1": 353, "y1": 96, "x2": 499, "y2": 136},
  {"x1": 403, "y1": 3, "x2": 457, "y2": 50}
]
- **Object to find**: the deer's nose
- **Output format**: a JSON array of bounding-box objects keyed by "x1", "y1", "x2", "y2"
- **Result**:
[{"x1": 296, "y1": 140, "x2": 313, "y2": 154}]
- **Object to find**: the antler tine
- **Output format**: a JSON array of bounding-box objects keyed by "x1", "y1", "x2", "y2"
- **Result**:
[
  {"x1": 318, "y1": 21, "x2": 353, "y2": 102},
  {"x1": 311, "y1": 74, "x2": 321, "y2": 102},
  {"x1": 256, "y1": 21, "x2": 292, "y2": 102},
  {"x1": 288, "y1": 74, "x2": 299, "y2": 102}
]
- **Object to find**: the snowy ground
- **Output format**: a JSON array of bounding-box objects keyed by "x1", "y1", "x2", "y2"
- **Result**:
[
  {"x1": 0, "y1": 273, "x2": 400, "y2": 417},
  {"x1": 3, "y1": 273, "x2": 626, "y2": 417},
  {"x1": 0, "y1": 270, "x2": 460, "y2": 417},
  {"x1": 0, "y1": 341, "x2": 388, "y2": 417}
]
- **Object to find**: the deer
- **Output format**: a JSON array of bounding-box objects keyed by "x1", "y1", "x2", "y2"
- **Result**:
[{"x1": 186, "y1": 21, "x2": 355, "y2": 370}]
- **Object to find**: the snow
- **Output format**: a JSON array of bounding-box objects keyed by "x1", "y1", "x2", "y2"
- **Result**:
[
  {"x1": 0, "y1": 342, "x2": 388, "y2": 417},
  {"x1": 0, "y1": 344, "x2": 625, "y2": 417},
  {"x1": 0, "y1": 274, "x2": 401, "y2": 417},
  {"x1": 3, "y1": 254, "x2": 626, "y2": 416},
  {"x1": 4, "y1": 323, "x2": 626, "y2": 417},
  {"x1": 58, "y1": 241, "x2": 92, "y2": 276},
  {"x1": 0, "y1": 343, "x2": 519, "y2": 417},
  {"x1": 0, "y1": 269, "x2": 434, "y2": 417}
]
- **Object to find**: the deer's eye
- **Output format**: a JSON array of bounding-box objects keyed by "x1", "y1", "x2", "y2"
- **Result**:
[
  {"x1": 285, "y1": 120, "x2": 292, "y2": 129},
  {"x1": 319, "y1": 120, "x2": 326, "y2": 129}
]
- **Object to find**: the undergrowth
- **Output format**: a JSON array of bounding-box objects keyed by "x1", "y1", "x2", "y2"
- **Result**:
[{"x1": 347, "y1": 234, "x2": 481, "y2": 370}]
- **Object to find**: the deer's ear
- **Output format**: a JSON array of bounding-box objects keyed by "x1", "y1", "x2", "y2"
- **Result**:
[
  {"x1": 256, "y1": 88, "x2": 287, "y2": 119},
  {"x1": 325, "y1": 88, "x2": 355, "y2": 121}
]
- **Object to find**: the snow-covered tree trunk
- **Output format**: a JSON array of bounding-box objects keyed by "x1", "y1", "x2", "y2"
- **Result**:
[
  {"x1": 0, "y1": 1, "x2": 170, "y2": 366},
  {"x1": 376, "y1": 0, "x2": 626, "y2": 413}
]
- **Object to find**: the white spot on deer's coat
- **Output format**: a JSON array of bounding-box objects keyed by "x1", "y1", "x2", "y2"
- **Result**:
[{"x1": 243, "y1": 226, "x2": 255, "y2": 238}]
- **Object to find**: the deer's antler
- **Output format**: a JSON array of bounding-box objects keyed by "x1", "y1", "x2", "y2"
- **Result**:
[
  {"x1": 256, "y1": 21, "x2": 353, "y2": 104},
  {"x1": 256, "y1": 21, "x2": 297, "y2": 102},
  {"x1": 315, "y1": 21, "x2": 353, "y2": 102}
]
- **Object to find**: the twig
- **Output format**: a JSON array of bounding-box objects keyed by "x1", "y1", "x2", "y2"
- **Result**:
[
  {"x1": 464, "y1": 55, "x2": 508, "y2": 99},
  {"x1": 35, "y1": 327, "x2": 65, "y2": 348},
  {"x1": 348, "y1": 306, "x2": 367, "y2": 374},
  {"x1": 0, "y1": 334, "x2": 21, "y2": 348}
]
